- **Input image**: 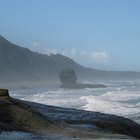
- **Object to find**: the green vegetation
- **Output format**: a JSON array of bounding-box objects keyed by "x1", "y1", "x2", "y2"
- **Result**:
[
  {"x1": 0, "y1": 94, "x2": 54, "y2": 133},
  {"x1": 0, "y1": 89, "x2": 9, "y2": 97}
]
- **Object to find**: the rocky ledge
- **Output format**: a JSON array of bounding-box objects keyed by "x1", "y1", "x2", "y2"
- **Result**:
[
  {"x1": 0, "y1": 89, "x2": 9, "y2": 97},
  {"x1": 0, "y1": 89, "x2": 140, "y2": 139},
  {"x1": 59, "y1": 69, "x2": 107, "y2": 89},
  {"x1": 0, "y1": 89, "x2": 55, "y2": 133},
  {"x1": 60, "y1": 83, "x2": 107, "y2": 89}
]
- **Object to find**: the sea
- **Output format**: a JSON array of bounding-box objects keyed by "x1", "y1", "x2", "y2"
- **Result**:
[{"x1": 10, "y1": 79, "x2": 140, "y2": 124}]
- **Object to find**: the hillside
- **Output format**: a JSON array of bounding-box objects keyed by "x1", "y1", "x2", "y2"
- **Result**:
[
  {"x1": 0, "y1": 35, "x2": 84, "y2": 82},
  {"x1": 0, "y1": 35, "x2": 140, "y2": 82}
]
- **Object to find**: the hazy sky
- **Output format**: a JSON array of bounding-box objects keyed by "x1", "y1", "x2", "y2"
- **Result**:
[{"x1": 0, "y1": 0, "x2": 140, "y2": 71}]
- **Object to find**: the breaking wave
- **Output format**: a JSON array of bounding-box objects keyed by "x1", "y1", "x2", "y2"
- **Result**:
[{"x1": 10, "y1": 80, "x2": 140, "y2": 119}]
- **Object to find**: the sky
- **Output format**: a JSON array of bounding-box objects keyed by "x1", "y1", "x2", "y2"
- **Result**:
[{"x1": 0, "y1": 0, "x2": 140, "y2": 71}]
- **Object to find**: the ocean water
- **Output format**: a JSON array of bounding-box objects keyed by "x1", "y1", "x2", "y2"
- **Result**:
[{"x1": 10, "y1": 80, "x2": 140, "y2": 123}]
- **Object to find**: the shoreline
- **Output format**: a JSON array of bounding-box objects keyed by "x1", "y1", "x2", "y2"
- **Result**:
[{"x1": 0, "y1": 90, "x2": 140, "y2": 139}]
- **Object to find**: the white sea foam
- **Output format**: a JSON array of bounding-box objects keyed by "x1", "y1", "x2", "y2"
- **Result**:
[
  {"x1": 136, "y1": 102, "x2": 140, "y2": 106},
  {"x1": 80, "y1": 94, "x2": 140, "y2": 116},
  {"x1": 13, "y1": 89, "x2": 87, "y2": 109},
  {"x1": 10, "y1": 80, "x2": 140, "y2": 118},
  {"x1": 100, "y1": 90, "x2": 140, "y2": 102}
]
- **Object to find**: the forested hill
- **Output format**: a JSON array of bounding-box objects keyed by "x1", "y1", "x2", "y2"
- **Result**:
[{"x1": 0, "y1": 35, "x2": 140, "y2": 82}]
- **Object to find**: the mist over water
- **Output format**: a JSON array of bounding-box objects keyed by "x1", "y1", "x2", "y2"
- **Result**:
[{"x1": 10, "y1": 79, "x2": 140, "y2": 123}]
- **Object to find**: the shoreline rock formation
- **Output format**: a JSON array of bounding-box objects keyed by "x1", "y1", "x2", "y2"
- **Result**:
[
  {"x1": 59, "y1": 69, "x2": 106, "y2": 89},
  {"x1": 0, "y1": 89, "x2": 55, "y2": 133},
  {"x1": 60, "y1": 83, "x2": 107, "y2": 89},
  {"x1": 0, "y1": 89, "x2": 140, "y2": 139},
  {"x1": 0, "y1": 89, "x2": 9, "y2": 97}
]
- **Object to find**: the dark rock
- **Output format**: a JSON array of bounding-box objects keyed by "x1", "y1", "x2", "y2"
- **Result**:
[
  {"x1": 59, "y1": 69, "x2": 77, "y2": 85},
  {"x1": 0, "y1": 89, "x2": 9, "y2": 97},
  {"x1": 0, "y1": 90, "x2": 54, "y2": 133},
  {"x1": 26, "y1": 101, "x2": 140, "y2": 139},
  {"x1": 60, "y1": 83, "x2": 106, "y2": 89},
  {"x1": 59, "y1": 69, "x2": 106, "y2": 89},
  {"x1": 78, "y1": 83, "x2": 106, "y2": 88}
]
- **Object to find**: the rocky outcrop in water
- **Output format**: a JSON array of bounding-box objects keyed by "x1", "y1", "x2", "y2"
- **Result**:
[
  {"x1": 60, "y1": 83, "x2": 107, "y2": 89},
  {"x1": 59, "y1": 69, "x2": 106, "y2": 89}
]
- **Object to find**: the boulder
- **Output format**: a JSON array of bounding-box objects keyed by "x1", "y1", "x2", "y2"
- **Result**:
[{"x1": 0, "y1": 89, "x2": 9, "y2": 97}]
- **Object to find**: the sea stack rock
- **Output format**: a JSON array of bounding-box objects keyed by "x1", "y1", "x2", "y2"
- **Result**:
[
  {"x1": 59, "y1": 68, "x2": 78, "y2": 89},
  {"x1": 0, "y1": 89, "x2": 9, "y2": 97},
  {"x1": 59, "y1": 69, "x2": 106, "y2": 89}
]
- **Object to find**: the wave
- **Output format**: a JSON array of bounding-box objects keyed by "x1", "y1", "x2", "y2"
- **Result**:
[
  {"x1": 80, "y1": 94, "x2": 140, "y2": 117},
  {"x1": 136, "y1": 102, "x2": 140, "y2": 106},
  {"x1": 14, "y1": 89, "x2": 87, "y2": 109},
  {"x1": 10, "y1": 84, "x2": 140, "y2": 118},
  {"x1": 100, "y1": 90, "x2": 140, "y2": 102}
]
